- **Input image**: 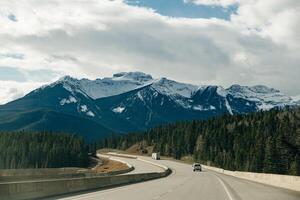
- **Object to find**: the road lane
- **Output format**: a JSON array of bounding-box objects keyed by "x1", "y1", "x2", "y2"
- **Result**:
[
  {"x1": 51, "y1": 156, "x2": 300, "y2": 200},
  {"x1": 122, "y1": 157, "x2": 164, "y2": 174},
  {"x1": 215, "y1": 172, "x2": 300, "y2": 200}
]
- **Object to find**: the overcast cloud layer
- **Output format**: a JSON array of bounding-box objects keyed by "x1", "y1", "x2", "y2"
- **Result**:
[{"x1": 0, "y1": 0, "x2": 299, "y2": 104}]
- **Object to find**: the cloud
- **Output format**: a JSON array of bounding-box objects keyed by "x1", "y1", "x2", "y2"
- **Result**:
[
  {"x1": 0, "y1": 0, "x2": 299, "y2": 104},
  {"x1": 0, "y1": 81, "x2": 44, "y2": 104},
  {"x1": 0, "y1": 52, "x2": 24, "y2": 60},
  {"x1": 231, "y1": 0, "x2": 300, "y2": 49},
  {"x1": 0, "y1": 66, "x2": 27, "y2": 82},
  {"x1": 7, "y1": 14, "x2": 17, "y2": 22}
]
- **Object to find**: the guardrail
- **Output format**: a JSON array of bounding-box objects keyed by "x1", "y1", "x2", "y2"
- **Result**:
[
  {"x1": 0, "y1": 153, "x2": 171, "y2": 200},
  {"x1": 202, "y1": 165, "x2": 300, "y2": 192}
]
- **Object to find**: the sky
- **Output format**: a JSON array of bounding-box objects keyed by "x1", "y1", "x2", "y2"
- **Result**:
[{"x1": 0, "y1": 0, "x2": 299, "y2": 104}]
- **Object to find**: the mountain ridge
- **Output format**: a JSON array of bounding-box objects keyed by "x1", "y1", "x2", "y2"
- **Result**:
[{"x1": 0, "y1": 72, "x2": 298, "y2": 139}]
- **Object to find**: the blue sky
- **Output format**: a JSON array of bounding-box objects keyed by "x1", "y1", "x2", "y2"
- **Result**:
[
  {"x1": 125, "y1": 0, "x2": 237, "y2": 20},
  {"x1": 0, "y1": 67, "x2": 26, "y2": 82}
]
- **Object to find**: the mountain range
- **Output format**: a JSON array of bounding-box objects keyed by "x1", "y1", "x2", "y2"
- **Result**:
[{"x1": 0, "y1": 72, "x2": 298, "y2": 140}]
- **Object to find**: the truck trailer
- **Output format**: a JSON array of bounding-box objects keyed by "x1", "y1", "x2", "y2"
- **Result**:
[{"x1": 152, "y1": 152, "x2": 160, "y2": 160}]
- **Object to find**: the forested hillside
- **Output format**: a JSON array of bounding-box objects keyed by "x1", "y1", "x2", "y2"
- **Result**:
[
  {"x1": 0, "y1": 132, "x2": 89, "y2": 169},
  {"x1": 99, "y1": 107, "x2": 300, "y2": 175}
]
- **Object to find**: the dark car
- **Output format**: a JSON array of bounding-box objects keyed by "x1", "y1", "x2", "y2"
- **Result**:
[{"x1": 193, "y1": 163, "x2": 202, "y2": 172}]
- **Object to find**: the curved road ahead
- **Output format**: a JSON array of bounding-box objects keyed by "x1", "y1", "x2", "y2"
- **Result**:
[{"x1": 51, "y1": 155, "x2": 300, "y2": 200}]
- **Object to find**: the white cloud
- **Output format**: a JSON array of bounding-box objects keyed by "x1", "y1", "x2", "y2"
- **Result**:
[
  {"x1": 0, "y1": 81, "x2": 45, "y2": 104},
  {"x1": 0, "y1": 0, "x2": 299, "y2": 104},
  {"x1": 231, "y1": 0, "x2": 300, "y2": 49}
]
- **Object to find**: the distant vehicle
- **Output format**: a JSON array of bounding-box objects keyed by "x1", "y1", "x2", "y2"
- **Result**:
[
  {"x1": 152, "y1": 152, "x2": 160, "y2": 160},
  {"x1": 193, "y1": 163, "x2": 202, "y2": 172}
]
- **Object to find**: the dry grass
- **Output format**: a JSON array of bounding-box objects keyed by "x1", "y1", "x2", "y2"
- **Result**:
[
  {"x1": 98, "y1": 143, "x2": 154, "y2": 156},
  {"x1": 125, "y1": 144, "x2": 140, "y2": 154},
  {"x1": 97, "y1": 148, "x2": 124, "y2": 154},
  {"x1": 93, "y1": 158, "x2": 129, "y2": 173},
  {"x1": 125, "y1": 142, "x2": 154, "y2": 156}
]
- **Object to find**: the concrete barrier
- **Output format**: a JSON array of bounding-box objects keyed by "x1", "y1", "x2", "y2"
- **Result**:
[
  {"x1": 0, "y1": 168, "x2": 89, "y2": 183},
  {"x1": 202, "y1": 165, "x2": 300, "y2": 192},
  {"x1": 105, "y1": 152, "x2": 138, "y2": 159},
  {"x1": 0, "y1": 168, "x2": 84, "y2": 176},
  {"x1": 0, "y1": 165, "x2": 134, "y2": 183},
  {"x1": 0, "y1": 173, "x2": 89, "y2": 183},
  {"x1": 0, "y1": 172, "x2": 165, "y2": 200},
  {"x1": 0, "y1": 153, "x2": 170, "y2": 200}
]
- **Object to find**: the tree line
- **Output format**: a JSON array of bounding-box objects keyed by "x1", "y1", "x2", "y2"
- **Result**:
[
  {"x1": 0, "y1": 132, "x2": 89, "y2": 169},
  {"x1": 98, "y1": 107, "x2": 300, "y2": 175}
]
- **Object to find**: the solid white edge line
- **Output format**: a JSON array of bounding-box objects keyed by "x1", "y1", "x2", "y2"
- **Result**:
[{"x1": 216, "y1": 175, "x2": 234, "y2": 200}]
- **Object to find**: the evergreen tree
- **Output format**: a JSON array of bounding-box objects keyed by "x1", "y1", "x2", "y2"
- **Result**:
[
  {"x1": 0, "y1": 132, "x2": 89, "y2": 169},
  {"x1": 99, "y1": 107, "x2": 300, "y2": 176}
]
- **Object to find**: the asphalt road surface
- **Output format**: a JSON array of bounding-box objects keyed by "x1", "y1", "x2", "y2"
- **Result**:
[{"x1": 50, "y1": 156, "x2": 300, "y2": 200}]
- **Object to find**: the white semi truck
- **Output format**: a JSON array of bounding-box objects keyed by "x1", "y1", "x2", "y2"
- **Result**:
[{"x1": 152, "y1": 152, "x2": 160, "y2": 160}]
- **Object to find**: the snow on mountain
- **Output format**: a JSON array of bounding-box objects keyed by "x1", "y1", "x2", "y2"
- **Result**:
[
  {"x1": 292, "y1": 95, "x2": 300, "y2": 103},
  {"x1": 40, "y1": 75, "x2": 90, "y2": 99},
  {"x1": 2, "y1": 71, "x2": 299, "y2": 139},
  {"x1": 86, "y1": 111, "x2": 95, "y2": 117},
  {"x1": 193, "y1": 105, "x2": 216, "y2": 111},
  {"x1": 227, "y1": 84, "x2": 290, "y2": 103},
  {"x1": 190, "y1": 85, "x2": 234, "y2": 114},
  {"x1": 216, "y1": 86, "x2": 234, "y2": 114},
  {"x1": 112, "y1": 72, "x2": 153, "y2": 82},
  {"x1": 60, "y1": 96, "x2": 77, "y2": 106},
  {"x1": 149, "y1": 77, "x2": 199, "y2": 109},
  {"x1": 152, "y1": 78, "x2": 198, "y2": 98},
  {"x1": 216, "y1": 86, "x2": 228, "y2": 97},
  {"x1": 80, "y1": 105, "x2": 88, "y2": 112},
  {"x1": 51, "y1": 72, "x2": 200, "y2": 101},
  {"x1": 38, "y1": 72, "x2": 296, "y2": 114},
  {"x1": 226, "y1": 84, "x2": 293, "y2": 110},
  {"x1": 54, "y1": 72, "x2": 154, "y2": 99},
  {"x1": 80, "y1": 105, "x2": 95, "y2": 117},
  {"x1": 112, "y1": 106, "x2": 125, "y2": 113},
  {"x1": 225, "y1": 98, "x2": 233, "y2": 114}
]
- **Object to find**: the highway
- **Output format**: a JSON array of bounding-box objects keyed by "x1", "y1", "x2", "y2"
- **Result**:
[{"x1": 50, "y1": 155, "x2": 300, "y2": 200}]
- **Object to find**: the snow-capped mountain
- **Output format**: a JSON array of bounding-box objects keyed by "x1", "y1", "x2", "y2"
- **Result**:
[
  {"x1": 46, "y1": 72, "x2": 154, "y2": 99},
  {"x1": 0, "y1": 72, "x2": 298, "y2": 139},
  {"x1": 227, "y1": 84, "x2": 293, "y2": 110},
  {"x1": 292, "y1": 95, "x2": 300, "y2": 104}
]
